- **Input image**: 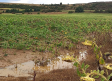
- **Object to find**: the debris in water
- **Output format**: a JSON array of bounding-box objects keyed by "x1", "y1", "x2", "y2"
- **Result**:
[
  {"x1": 82, "y1": 40, "x2": 92, "y2": 46},
  {"x1": 0, "y1": 50, "x2": 87, "y2": 77},
  {"x1": 62, "y1": 55, "x2": 75, "y2": 62}
]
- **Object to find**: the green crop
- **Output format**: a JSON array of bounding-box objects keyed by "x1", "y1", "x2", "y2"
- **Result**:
[{"x1": 0, "y1": 13, "x2": 112, "y2": 52}]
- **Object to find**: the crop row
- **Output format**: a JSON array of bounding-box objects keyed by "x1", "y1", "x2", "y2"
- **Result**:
[{"x1": 0, "y1": 13, "x2": 112, "y2": 52}]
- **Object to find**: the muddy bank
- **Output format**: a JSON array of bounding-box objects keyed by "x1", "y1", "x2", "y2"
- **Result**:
[
  {"x1": 0, "y1": 48, "x2": 58, "y2": 67},
  {"x1": 0, "y1": 44, "x2": 85, "y2": 68},
  {"x1": 0, "y1": 44, "x2": 88, "y2": 81},
  {"x1": 0, "y1": 48, "x2": 88, "y2": 77},
  {"x1": 36, "y1": 68, "x2": 79, "y2": 81},
  {"x1": 0, "y1": 45, "x2": 96, "y2": 81}
]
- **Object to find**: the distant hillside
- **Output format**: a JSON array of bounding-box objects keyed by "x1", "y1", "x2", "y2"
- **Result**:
[
  {"x1": 0, "y1": 2, "x2": 112, "y2": 13},
  {"x1": 0, "y1": 3, "x2": 71, "y2": 13},
  {"x1": 83, "y1": 2, "x2": 112, "y2": 10}
]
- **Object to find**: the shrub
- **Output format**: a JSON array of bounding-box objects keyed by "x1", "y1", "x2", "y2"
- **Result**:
[
  {"x1": 60, "y1": 2, "x2": 62, "y2": 5},
  {"x1": 99, "y1": 10, "x2": 103, "y2": 13},
  {"x1": 94, "y1": 9, "x2": 104, "y2": 13},
  {"x1": 75, "y1": 6, "x2": 84, "y2": 13},
  {"x1": 105, "y1": 9, "x2": 112, "y2": 13},
  {"x1": 22, "y1": 12, "x2": 24, "y2": 14},
  {"x1": 94, "y1": 9, "x2": 99, "y2": 13},
  {"x1": 45, "y1": 11, "x2": 47, "y2": 13},
  {"x1": 68, "y1": 11, "x2": 74, "y2": 13}
]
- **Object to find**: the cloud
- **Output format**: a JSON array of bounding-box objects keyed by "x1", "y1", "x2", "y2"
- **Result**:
[{"x1": 10, "y1": 0, "x2": 30, "y2": 3}]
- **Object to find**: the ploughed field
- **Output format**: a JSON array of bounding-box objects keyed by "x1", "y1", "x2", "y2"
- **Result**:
[{"x1": 0, "y1": 13, "x2": 112, "y2": 81}]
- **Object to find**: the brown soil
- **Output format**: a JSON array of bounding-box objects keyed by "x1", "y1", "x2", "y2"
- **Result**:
[
  {"x1": 0, "y1": 48, "x2": 43, "y2": 67},
  {"x1": 0, "y1": 45, "x2": 82, "y2": 68},
  {"x1": 0, "y1": 77, "x2": 28, "y2": 81},
  {"x1": 36, "y1": 68, "x2": 79, "y2": 81},
  {"x1": 0, "y1": 45, "x2": 97, "y2": 81},
  {"x1": 0, "y1": 48, "x2": 68, "y2": 67},
  {"x1": 35, "y1": 46, "x2": 99, "y2": 81},
  {"x1": 0, "y1": 32, "x2": 112, "y2": 81}
]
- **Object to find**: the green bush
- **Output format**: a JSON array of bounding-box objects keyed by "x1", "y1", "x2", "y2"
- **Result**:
[
  {"x1": 68, "y1": 11, "x2": 74, "y2": 13},
  {"x1": 22, "y1": 12, "x2": 24, "y2": 14},
  {"x1": 99, "y1": 10, "x2": 103, "y2": 13},
  {"x1": 75, "y1": 6, "x2": 84, "y2": 13},
  {"x1": 105, "y1": 9, "x2": 112, "y2": 13},
  {"x1": 94, "y1": 9, "x2": 99, "y2": 13},
  {"x1": 94, "y1": 10, "x2": 104, "y2": 13}
]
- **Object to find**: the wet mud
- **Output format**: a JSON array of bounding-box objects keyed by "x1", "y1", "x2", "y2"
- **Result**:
[
  {"x1": 0, "y1": 49, "x2": 87, "y2": 77},
  {"x1": 0, "y1": 32, "x2": 112, "y2": 81}
]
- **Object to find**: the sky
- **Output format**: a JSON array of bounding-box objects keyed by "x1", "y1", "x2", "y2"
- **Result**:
[{"x1": 0, "y1": 0, "x2": 112, "y2": 4}]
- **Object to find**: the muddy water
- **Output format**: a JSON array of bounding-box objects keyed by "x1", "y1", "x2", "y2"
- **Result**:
[
  {"x1": 0, "y1": 50, "x2": 87, "y2": 78},
  {"x1": 33, "y1": 56, "x2": 74, "y2": 73},
  {"x1": 0, "y1": 61, "x2": 34, "y2": 77}
]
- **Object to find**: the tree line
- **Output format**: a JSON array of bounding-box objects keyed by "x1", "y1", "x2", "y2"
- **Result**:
[
  {"x1": 0, "y1": 3, "x2": 66, "y2": 13},
  {"x1": 1, "y1": 2, "x2": 112, "y2": 13}
]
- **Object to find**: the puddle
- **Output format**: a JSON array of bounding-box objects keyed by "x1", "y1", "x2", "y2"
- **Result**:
[
  {"x1": 0, "y1": 50, "x2": 87, "y2": 78},
  {"x1": 33, "y1": 56, "x2": 74, "y2": 73},
  {"x1": 0, "y1": 61, "x2": 34, "y2": 77}
]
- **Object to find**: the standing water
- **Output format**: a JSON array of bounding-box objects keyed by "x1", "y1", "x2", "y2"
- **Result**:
[{"x1": 0, "y1": 50, "x2": 87, "y2": 77}]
